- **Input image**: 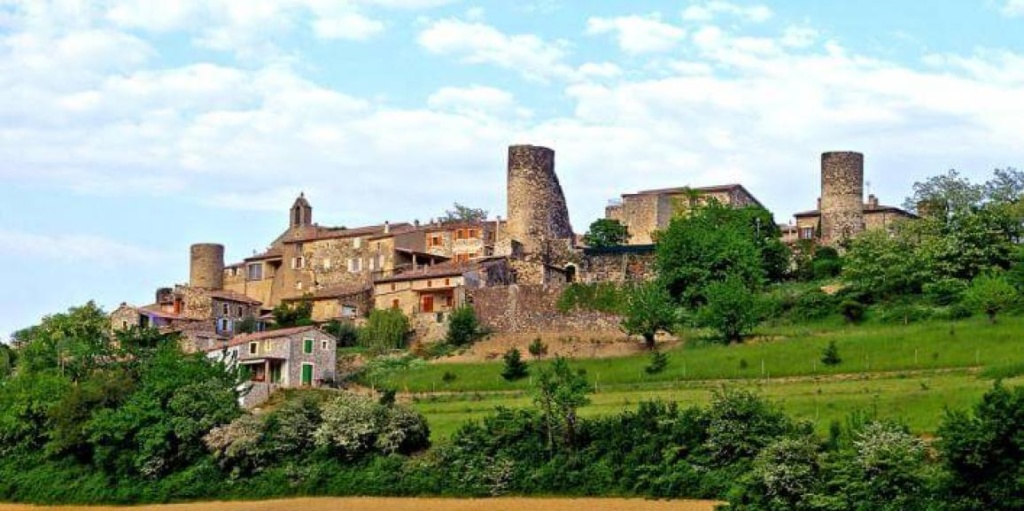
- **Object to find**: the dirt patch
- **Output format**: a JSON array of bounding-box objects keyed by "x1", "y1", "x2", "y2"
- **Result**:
[
  {"x1": 0, "y1": 497, "x2": 721, "y2": 511},
  {"x1": 434, "y1": 331, "x2": 679, "y2": 363}
]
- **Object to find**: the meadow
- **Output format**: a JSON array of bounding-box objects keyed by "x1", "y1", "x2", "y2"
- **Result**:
[{"x1": 378, "y1": 316, "x2": 1024, "y2": 439}]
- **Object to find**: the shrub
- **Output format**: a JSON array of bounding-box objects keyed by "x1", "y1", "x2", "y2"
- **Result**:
[
  {"x1": 698, "y1": 275, "x2": 762, "y2": 343},
  {"x1": 501, "y1": 348, "x2": 528, "y2": 381},
  {"x1": 557, "y1": 282, "x2": 627, "y2": 314},
  {"x1": 359, "y1": 309, "x2": 410, "y2": 353},
  {"x1": 314, "y1": 393, "x2": 429, "y2": 460},
  {"x1": 839, "y1": 300, "x2": 866, "y2": 323},
  {"x1": 441, "y1": 371, "x2": 457, "y2": 384},
  {"x1": 644, "y1": 351, "x2": 668, "y2": 375},
  {"x1": 446, "y1": 306, "x2": 482, "y2": 347},
  {"x1": 622, "y1": 281, "x2": 677, "y2": 349},
  {"x1": 527, "y1": 338, "x2": 548, "y2": 358},
  {"x1": 964, "y1": 273, "x2": 1018, "y2": 324},
  {"x1": 324, "y1": 320, "x2": 360, "y2": 347},
  {"x1": 877, "y1": 303, "x2": 934, "y2": 325},
  {"x1": 811, "y1": 246, "x2": 843, "y2": 280},
  {"x1": 923, "y1": 278, "x2": 968, "y2": 306},
  {"x1": 793, "y1": 289, "x2": 838, "y2": 320},
  {"x1": 821, "y1": 340, "x2": 842, "y2": 366}
]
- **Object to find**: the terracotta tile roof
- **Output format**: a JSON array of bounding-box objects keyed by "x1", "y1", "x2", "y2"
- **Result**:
[
  {"x1": 285, "y1": 283, "x2": 371, "y2": 301},
  {"x1": 208, "y1": 289, "x2": 262, "y2": 305},
  {"x1": 375, "y1": 262, "x2": 472, "y2": 284},
  {"x1": 137, "y1": 304, "x2": 182, "y2": 320},
  {"x1": 285, "y1": 223, "x2": 413, "y2": 243},
  {"x1": 624, "y1": 183, "x2": 765, "y2": 209},
  {"x1": 208, "y1": 325, "x2": 322, "y2": 350},
  {"x1": 244, "y1": 246, "x2": 283, "y2": 262}
]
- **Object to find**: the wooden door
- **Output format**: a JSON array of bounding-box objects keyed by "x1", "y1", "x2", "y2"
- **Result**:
[
  {"x1": 421, "y1": 295, "x2": 434, "y2": 313},
  {"x1": 301, "y1": 364, "x2": 313, "y2": 386}
]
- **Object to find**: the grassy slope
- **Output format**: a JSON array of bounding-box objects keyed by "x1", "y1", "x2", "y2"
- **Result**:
[{"x1": 378, "y1": 316, "x2": 1024, "y2": 440}]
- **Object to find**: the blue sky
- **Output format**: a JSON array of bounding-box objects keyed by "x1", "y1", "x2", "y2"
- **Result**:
[{"x1": 1, "y1": 0, "x2": 1023, "y2": 338}]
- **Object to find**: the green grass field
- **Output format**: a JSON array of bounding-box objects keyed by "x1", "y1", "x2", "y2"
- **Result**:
[{"x1": 377, "y1": 316, "x2": 1024, "y2": 440}]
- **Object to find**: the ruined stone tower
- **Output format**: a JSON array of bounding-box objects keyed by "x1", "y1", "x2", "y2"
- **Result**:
[
  {"x1": 189, "y1": 243, "x2": 225, "y2": 290},
  {"x1": 505, "y1": 144, "x2": 574, "y2": 256},
  {"x1": 820, "y1": 151, "x2": 865, "y2": 246}
]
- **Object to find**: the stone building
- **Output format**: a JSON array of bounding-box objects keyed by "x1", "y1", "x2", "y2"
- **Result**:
[
  {"x1": 205, "y1": 325, "x2": 337, "y2": 408},
  {"x1": 791, "y1": 152, "x2": 915, "y2": 246},
  {"x1": 605, "y1": 184, "x2": 764, "y2": 245},
  {"x1": 423, "y1": 220, "x2": 502, "y2": 262}
]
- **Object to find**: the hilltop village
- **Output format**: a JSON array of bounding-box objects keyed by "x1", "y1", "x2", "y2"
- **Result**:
[{"x1": 109, "y1": 145, "x2": 913, "y2": 402}]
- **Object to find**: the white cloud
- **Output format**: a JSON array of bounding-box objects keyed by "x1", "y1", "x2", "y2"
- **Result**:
[
  {"x1": 312, "y1": 12, "x2": 385, "y2": 40},
  {"x1": 586, "y1": 14, "x2": 686, "y2": 54},
  {"x1": 1002, "y1": 0, "x2": 1024, "y2": 17},
  {"x1": 780, "y1": 25, "x2": 819, "y2": 48},
  {"x1": 577, "y1": 61, "x2": 622, "y2": 78},
  {"x1": 682, "y1": 1, "x2": 773, "y2": 23},
  {"x1": 417, "y1": 18, "x2": 574, "y2": 81},
  {"x1": 427, "y1": 85, "x2": 525, "y2": 117}
]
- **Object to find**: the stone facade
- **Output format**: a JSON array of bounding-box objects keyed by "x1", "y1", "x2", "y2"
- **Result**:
[
  {"x1": 505, "y1": 145, "x2": 575, "y2": 259},
  {"x1": 578, "y1": 246, "x2": 657, "y2": 283},
  {"x1": 205, "y1": 325, "x2": 337, "y2": 408},
  {"x1": 820, "y1": 151, "x2": 865, "y2": 245},
  {"x1": 608, "y1": 184, "x2": 763, "y2": 245},
  {"x1": 791, "y1": 152, "x2": 915, "y2": 247},
  {"x1": 468, "y1": 284, "x2": 622, "y2": 334},
  {"x1": 190, "y1": 243, "x2": 225, "y2": 290}
]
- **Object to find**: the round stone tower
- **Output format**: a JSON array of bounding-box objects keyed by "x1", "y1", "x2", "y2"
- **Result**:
[
  {"x1": 189, "y1": 243, "x2": 225, "y2": 290},
  {"x1": 506, "y1": 144, "x2": 574, "y2": 256},
  {"x1": 820, "y1": 151, "x2": 865, "y2": 246}
]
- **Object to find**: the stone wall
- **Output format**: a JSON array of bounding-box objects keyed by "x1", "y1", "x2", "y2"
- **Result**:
[
  {"x1": 820, "y1": 151, "x2": 865, "y2": 245},
  {"x1": 110, "y1": 304, "x2": 139, "y2": 331},
  {"x1": 468, "y1": 284, "x2": 622, "y2": 334},
  {"x1": 505, "y1": 145, "x2": 575, "y2": 257},
  {"x1": 190, "y1": 243, "x2": 225, "y2": 290},
  {"x1": 579, "y1": 249, "x2": 657, "y2": 283}
]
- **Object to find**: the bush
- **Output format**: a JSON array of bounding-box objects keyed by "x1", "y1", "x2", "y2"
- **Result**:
[
  {"x1": 644, "y1": 351, "x2": 668, "y2": 375},
  {"x1": 793, "y1": 289, "x2": 838, "y2": 320},
  {"x1": 446, "y1": 306, "x2": 482, "y2": 347},
  {"x1": 964, "y1": 273, "x2": 1018, "y2": 323},
  {"x1": 839, "y1": 300, "x2": 866, "y2": 323},
  {"x1": 811, "y1": 246, "x2": 843, "y2": 280},
  {"x1": 324, "y1": 320, "x2": 360, "y2": 348},
  {"x1": 359, "y1": 309, "x2": 410, "y2": 353},
  {"x1": 821, "y1": 340, "x2": 842, "y2": 366},
  {"x1": 527, "y1": 338, "x2": 548, "y2": 358},
  {"x1": 314, "y1": 393, "x2": 429, "y2": 460},
  {"x1": 557, "y1": 282, "x2": 627, "y2": 314},
  {"x1": 501, "y1": 348, "x2": 528, "y2": 381},
  {"x1": 698, "y1": 275, "x2": 762, "y2": 343},
  {"x1": 877, "y1": 303, "x2": 934, "y2": 325},
  {"x1": 923, "y1": 278, "x2": 968, "y2": 306}
]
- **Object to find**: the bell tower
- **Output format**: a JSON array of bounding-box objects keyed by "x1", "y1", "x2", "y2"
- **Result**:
[{"x1": 290, "y1": 192, "x2": 312, "y2": 228}]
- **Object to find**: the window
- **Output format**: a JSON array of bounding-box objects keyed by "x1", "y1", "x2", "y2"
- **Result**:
[
  {"x1": 445, "y1": 294, "x2": 454, "y2": 308},
  {"x1": 222, "y1": 303, "x2": 229, "y2": 315},
  {"x1": 429, "y1": 235, "x2": 442, "y2": 247},
  {"x1": 247, "y1": 263, "x2": 263, "y2": 281},
  {"x1": 444, "y1": 278, "x2": 450, "y2": 286},
  {"x1": 469, "y1": 229, "x2": 478, "y2": 238},
  {"x1": 347, "y1": 258, "x2": 362, "y2": 273},
  {"x1": 249, "y1": 342, "x2": 258, "y2": 355},
  {"x1": 456, "y1": 229, "x2": 465, "y2": 240},
  {"x1": 321, "y1": 340, "x2": 329, "y2": 350},
  {"x1": 292, "y1": 256, "x2": 304, "y2": 269},
  {"x1": 392, "y1": 299, "x2": 400, "y2": 309},
  {"x1": 378, "y1": 255, "x2": 385, "y2": 268},
  {"x1": 368, "y1": 257, "x2": 376, "y2": 271},
  {"x1": 237, "y1": 306, "x2": 244, "y2": 317},
  {"x1": 800, "y1": 227, "x2": 814, "y2": 239},
  {"x1": 296, "y1": 281, "x2": 303, "y2": 290},
  {"x1": 121, "y1": 320, "x2": 128, "y2": 329},
  {"x1": 390, "y1": 283, "x2": 396, "y2": 291},
  {"x1": 455, "y1": 253, "x2": 469, "y2": 263},
  {"x1": 323, "y1": 258, "x2": 332, "y2": 270},
  {"x1": 303, "y1": 338, "x2": 314, "y2": 354},
  {"x1": 427, "y1": 280, "x2": 433, "y2": 288},
  {"x1": 353, "y1": 237, "x2": 362, "y2": 249}
]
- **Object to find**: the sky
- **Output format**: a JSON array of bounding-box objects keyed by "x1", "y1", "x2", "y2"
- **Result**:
[{"x1": 1, "y1": 0, "x2": 1023, "y2": 338}]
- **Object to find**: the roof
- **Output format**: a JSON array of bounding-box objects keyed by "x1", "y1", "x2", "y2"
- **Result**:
[
  {"x1": 209, "y1": 325, "x2": 324, "y2": 350},
  {"x1": 284, "y1": 283, "x2": 371, "y2": 301},
  {"x1": 137, "y1": 305, "x2": 183, "y2": 320},
  {"x1": 208, "y1": 289, "x2": 262, "y2": 305},
  {"x1": 244, "y1": 246, "x2": 283, "y2": 262},
  {"x1": 582, "y1": 244, "x2": 656, "y2": 256},
  {"x1": 793, "y1": 205, "x2": 917, "y2": 218},
  {"x1": 624, "y1": 184, "x2": 765, "y2": 209},
  {"x1": 285, "y1": 222, "x2": 412, "y2": 244},
  {"x1": 375, "y1": 262, "x2": 472, "y2": 284}
]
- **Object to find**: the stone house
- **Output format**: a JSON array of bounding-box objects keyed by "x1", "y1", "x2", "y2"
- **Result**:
[
  {"x1": 605, "y1": 184, "x2": 764, "y2": 245},
  {"x1": 205, "y1": 325, "x2": 337, "y2": 408},
  {"x1": 280, "y1": 282, "x2": 373, "y2": 323},
  {"x1": 423, "y1": 220, "x2": 502, "y2": 262}
]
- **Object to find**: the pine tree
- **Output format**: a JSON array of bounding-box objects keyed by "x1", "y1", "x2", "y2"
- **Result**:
[
  {"x1": 821, "y1": 340, "x2": 842, "y2": 366},
  {"x1": 501, "y1": 348, "x2": 529, "y2": 381}
]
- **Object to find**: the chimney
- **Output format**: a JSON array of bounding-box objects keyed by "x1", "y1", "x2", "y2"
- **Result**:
[
  {"x1": 867, "y1": 194, "x2": 879, "y2": 209},
  {"x1": 816, "y1": 197, "x2": 821, "y2": 210},
  {"x1": 414, "y1": 219, "x2": 420, "y2": 227},
  {"x1": 384, "y1": 220, "x2": 390, "y2": 234}
]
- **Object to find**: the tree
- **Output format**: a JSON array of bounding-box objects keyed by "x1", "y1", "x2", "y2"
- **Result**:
[
  {"x1": 621, "y1": 282, "x2": 677, "y2": 349},
  {"x1": 441, "y1": 202, "x2": 488, "y2": 224},
  {"x1": 12, "y1": 301, "x2": 113, "y2": 382},
  {"x1": 903, "y1": 169, "x2": 984, "y2": 218},
  {"x1": 0, "y1": 343, "x2": 13, "y2": 380},
  {"x1": 359, "y1": 308, "x2": 410, "y2": 353},
  {"x1": 531, "y1": 357, "x2": 592, "y2": 451},
  {"x1": 939, "y1": 382, "x2": 1024, "y2": 511},
  {"x1": 528, "y1": 337, "x2": 548, "y2": 358},
  {"x1": 811, "y1": 246, "x2": 843, "y2": 280},
  {"x1": 271, "y1": 297, "x2": 313, "y2": 328},
  {"x1": 501, "y1": 348, "x2": 528, "y2": 381},
  {"x1": 583, "y1": 218, "x2": 629, "y2": 248},
  {"x1": 698, "y1": 275, "x2": 762, "y2": 343},
  {"x1": 446, "y1": 306, "x2": 482, "y2": 347},
  {"x1": 964, "y1": 273, "x2": 1017, "y2": 324},
  {"x1": 656, "y1": 201, "x2": 768, "y2": 307},
  {"x1": 821, "y1": 340, "x2": 842, "y2": 366}
]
